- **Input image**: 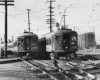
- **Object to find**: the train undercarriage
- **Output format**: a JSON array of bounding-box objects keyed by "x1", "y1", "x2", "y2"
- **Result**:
[{"x1": 50, "y1": 52, "x2": 77, "y2": 60}]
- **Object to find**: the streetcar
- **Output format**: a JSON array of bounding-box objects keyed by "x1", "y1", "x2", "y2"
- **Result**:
[
  {"x1": 7, "y1": 32, "x2": 38, "y2": 58},
  {"x1": 38, "y1": 28, "x2": 78, "y2": 60}
]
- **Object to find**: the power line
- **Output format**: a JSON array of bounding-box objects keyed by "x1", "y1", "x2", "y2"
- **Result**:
[
  {"x1": 14, "y1": 7, "x2": 26, "y2": 12},
  {"x1": 68, "y1": 19, "x2": 100, "y2": 25},
  {"x1": 59, "y1": 0, "x2": 80, "y2": 27},
  {"x1": 31, "y1": 0, "x2": 38, "y2": 10},
  {"x1": 9, "y1": 15, "x2": 27, "y2": 23},
  {"x1": 8, "y1": 8, "x2": 48, "y2": 16}
]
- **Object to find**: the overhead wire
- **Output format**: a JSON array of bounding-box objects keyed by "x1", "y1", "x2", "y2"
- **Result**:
[
  {"x1": 2, "y1": 0, "x2": 99, "y2": 34},
  {"x1": 68, "y1": 19, "x2": 100, "y2": 25},
  {"x1": 31, "y1": 0, "x2": 38, "y2": 10},
  {"x1": 87, "y1": 3, "x2": 96, "y2": 27},
  {"x1": 9, "y1": 15, "x2": 27, "y2": 23},
  {"x1": 14, "y1": 7, "x2": 26, "y2": 12},
  {"x1": 59, "y1": 0, "x2": 80, "y2": 27},
  {"x1": 8, "y1": 8, "x2": 48, "y2": 16}
]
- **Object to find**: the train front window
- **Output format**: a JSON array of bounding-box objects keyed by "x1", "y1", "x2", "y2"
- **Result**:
[{"x1": 71, "y1": 35, "x2": 77, "y2": 41}]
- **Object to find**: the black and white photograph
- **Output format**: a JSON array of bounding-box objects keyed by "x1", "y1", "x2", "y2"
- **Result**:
[{"x1": 0, "y1": 0, "x2": 100, "y2": 80}]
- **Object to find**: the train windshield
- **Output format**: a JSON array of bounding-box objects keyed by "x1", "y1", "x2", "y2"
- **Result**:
[
  {"x1": 71, "y1": 35, "x2": 77, "y2": 42},
  {"x1": 71, "y1": 34, "x2": 77, "y2": 45}
]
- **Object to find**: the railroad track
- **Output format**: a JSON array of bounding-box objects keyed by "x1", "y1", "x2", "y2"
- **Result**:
[
  {"x1": 56, "y1": 59, "x2": 98, "y2": 80},
  {"x1": 20, "y1": 58, "x2": 71, "y2": 80},
  {"x1": 57, "y1": 54, "x2": 100, "y2": 79},
  {"x1": 82, "y1": 55, "x2": 99, "y2": 61},
  {"x1": 22, "y1": 58, "x2": 99, "y2": 80},
  {"x1": 5, "y1": 54, "x2": 98, "y2": 80},
  {"x1": 73, "y1": 54, "x2": 99, "y2": 61}
]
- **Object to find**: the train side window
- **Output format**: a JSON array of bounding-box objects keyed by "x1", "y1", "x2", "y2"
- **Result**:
[
  {"x1": 55, "y1": 35, "x2": 62, "y2": 41},
  {"x1": 18, "y1": 38, "x2": 23, "y2": 45}
]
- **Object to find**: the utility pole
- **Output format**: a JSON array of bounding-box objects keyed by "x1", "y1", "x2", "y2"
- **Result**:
[
  {"x1": 46, "y1": 0, "x2": 55, "y2": 32},
  {"x1": 27, "y1": 9, "x2": 31, "y2": 33},
  {"x1": 0, "y1": 0, "x2": 14, "y2": 58}
]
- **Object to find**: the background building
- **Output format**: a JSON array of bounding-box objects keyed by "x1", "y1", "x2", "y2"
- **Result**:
[{"x1": 78, "y1": 32, "x2": 96, "y2": 49}]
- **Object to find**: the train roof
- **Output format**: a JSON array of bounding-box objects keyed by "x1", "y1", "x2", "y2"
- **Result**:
[
  {"x1": 18, "y1": 32, "x2": 38, "y2": 38},
  {"x1": 53, "y1": 29, "x2": 77, "y2": 34},
  {"x1": 40, "y1": 29, "x2": 77, "y2": 38}
]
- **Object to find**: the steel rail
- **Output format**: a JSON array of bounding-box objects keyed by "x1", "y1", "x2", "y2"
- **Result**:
[
  {"x1": 20, "y1": 58, "x2": 70, "y2": 80},
  {"x1": 57, "y1": 59, "x2": 98, "y2": 80}
]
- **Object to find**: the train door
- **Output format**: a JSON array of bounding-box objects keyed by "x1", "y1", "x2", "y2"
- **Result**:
[
  {"x1": 31, "y1": 37, "x2": 38, "y2": 52},
  {"x1": 17, "y1": 37, "x2": 25, "y2": 52},
  {"x1": 63, "y1": 34, "x2": 70, "y2": 50},
  {"x1": 54, "y1": 34, "x2": 62, "y2": 51},
  {"x1": 25, "y1": 37, "x2": 31, "y2": 51},
  {"x1": 70, "y1": 34, "x2": 77, "y2": 51}
]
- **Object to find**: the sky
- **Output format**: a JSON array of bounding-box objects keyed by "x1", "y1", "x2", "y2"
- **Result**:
[{"x1": 0, "y1": 0, "x2": 100, "y2": 42}]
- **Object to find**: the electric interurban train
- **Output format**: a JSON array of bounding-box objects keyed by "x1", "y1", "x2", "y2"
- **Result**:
[
  {"x1": 1, "y1": 29, "x2": 78, "y2": 60},
  {"x1": 1, "y1": 32, "x2": 38, "y2": 58},
  {"x1": 38, "y1": 29, "x2": 78, "y2": 60}
]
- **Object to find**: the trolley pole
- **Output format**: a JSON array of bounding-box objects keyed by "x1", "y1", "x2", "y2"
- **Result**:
[
  {"x1": 0, "y1": 0, "x2": 14, "y2": 58},
  {"x1": 27, "y1": 9, "x2": 31, "y2": 33},
  {"x1": 63, "y1": 9, "x2": 67, "y2": 29}
]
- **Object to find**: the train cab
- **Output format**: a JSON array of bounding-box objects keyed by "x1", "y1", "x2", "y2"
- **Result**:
[
  {"x1": 17, "y1": 32, "x2": 38, "y2": 58},
  {"x1": 38, "y1": 29, "x2": 78, "y2": 60}
]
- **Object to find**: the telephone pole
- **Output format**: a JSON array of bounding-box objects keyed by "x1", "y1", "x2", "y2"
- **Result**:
[
  {"x1": 46, "y1": 0, "x2": 55, "y2": 32},
  {"x1": 27, "y1": 9, "x2": 31, "y2": 33},
  {"x1": 0, "y1": 0, "x2": 14, "y2": 58}
]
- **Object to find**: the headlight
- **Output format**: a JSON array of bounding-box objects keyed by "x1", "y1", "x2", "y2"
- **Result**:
[{"x1": 65, "y1": 46, "x2": 68, "y2": 49}]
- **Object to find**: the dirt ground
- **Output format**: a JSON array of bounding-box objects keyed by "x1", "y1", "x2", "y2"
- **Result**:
[{"x1": 0, "y1": 61, "x2": 50, "y2": 80}]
